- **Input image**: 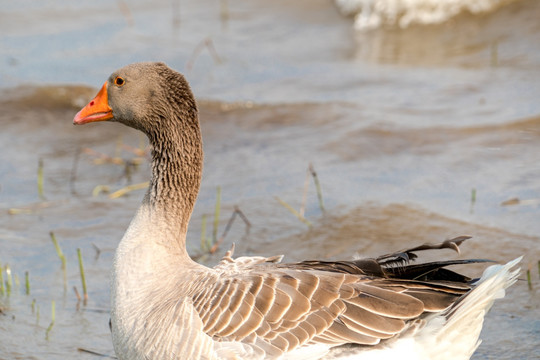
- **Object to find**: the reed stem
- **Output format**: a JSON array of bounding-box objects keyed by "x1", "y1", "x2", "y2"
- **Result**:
[
  {"x1": 45, "y1": 300, "x2": 55, "y2": 340},
  {"x1": 38, "y1": 158, "x2": 45, "y2": 200},
  {"x1": 50, "y1": 231, "x2": 66, "y2": 270},
  {"x1": 77, "y1": 249, "x2": 88, "y2": 303},
  {"x1": 309, "y1": 163, "x2": 325, "y2": 213},
  {"x1": 109, "y1": 181, "x2": 149, "y2": 199},
  {"x1": 213, "y1": 186, "x2": 221, "y2": 242},
  {"x1": 470, "y1": 188, "x2": 477, "y2": 213},
  {"x1": 25, "y1": 271, "x2": 30, "y2": 295},
  {"x1": 275, "y1": 196, "x2": 312, "y2": 226},
  {"x1": 200, "y1": 214, "x2": 208, "y2": 252}
]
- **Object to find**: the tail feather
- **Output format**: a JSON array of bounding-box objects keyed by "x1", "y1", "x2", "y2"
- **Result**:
[
  {"x1": 421, "y1": 257, "x2": 522, "y2": 360},
  {"x1": 309, "y1": 258, "x2": 521, "y2": 360}
]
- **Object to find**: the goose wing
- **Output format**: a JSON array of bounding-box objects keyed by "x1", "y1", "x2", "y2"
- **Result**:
[{"x1": 192, "y1": 237, "x2": 480, "y2": 356}]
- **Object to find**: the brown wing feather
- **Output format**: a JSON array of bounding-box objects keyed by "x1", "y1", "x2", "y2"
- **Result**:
[{"x1": 192, "y1": 238, "x2": 479, "y2": 354}]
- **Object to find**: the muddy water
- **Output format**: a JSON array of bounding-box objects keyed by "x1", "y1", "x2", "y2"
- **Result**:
[{"x1": 1, "y1": 0, "x2": 540, "y2": 359}]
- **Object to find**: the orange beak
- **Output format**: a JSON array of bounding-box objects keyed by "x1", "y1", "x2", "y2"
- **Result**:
[{"x1": 73, "y1": 82, "x2": 113, "y2": 125}]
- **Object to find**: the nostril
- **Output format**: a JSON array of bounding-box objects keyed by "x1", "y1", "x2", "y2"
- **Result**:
[{"x1": 90, "y1": 101, "x2": 95, "y2": 106}]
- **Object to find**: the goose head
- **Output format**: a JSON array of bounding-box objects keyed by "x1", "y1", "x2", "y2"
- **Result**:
[
  {"x1": 73, "y1": 62, "x2": 203, "y2": 219},
  {"x1": 73, "y1": 62, "x2": 197, "y2": 137}
]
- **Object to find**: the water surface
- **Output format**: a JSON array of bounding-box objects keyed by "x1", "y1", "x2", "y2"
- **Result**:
[{"x1": 1, "y1": 0, "x2": 539, "y2": 359}]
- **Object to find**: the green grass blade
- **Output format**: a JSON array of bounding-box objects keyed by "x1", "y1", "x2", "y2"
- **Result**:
[
  {"x1": 38, "y1": 158, "x2": 45, "y2": 200},
  {"x1": 50, "y1": 231, "x2": 66, "y2": 270},
  {"x1": 77, "y1": 249, "x2": 88, "y2": 303},
  {"x1": 45, "y1": 300, "x2": 55, "y2": 340},
  {"x1": 25, "y1": 271, "x2": 30, "y2": 295}
]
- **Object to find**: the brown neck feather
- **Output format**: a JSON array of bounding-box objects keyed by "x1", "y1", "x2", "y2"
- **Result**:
[{"x1": 143, "y1": 85, "x2": 203, "y2": 238}]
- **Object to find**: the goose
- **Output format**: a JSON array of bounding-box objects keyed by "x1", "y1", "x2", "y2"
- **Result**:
[{"x1": 73, "y1": 62, "x2": 521, "y2": 360}]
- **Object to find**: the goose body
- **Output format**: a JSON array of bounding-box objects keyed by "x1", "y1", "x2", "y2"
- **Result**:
[{"x1": 73, "y1": 62, "x2": 520, "y2": 360}]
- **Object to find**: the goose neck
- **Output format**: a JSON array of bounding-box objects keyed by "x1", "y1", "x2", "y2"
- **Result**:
[{"x1": 143, "y1": 113, "x2": 203, "y2": 241}]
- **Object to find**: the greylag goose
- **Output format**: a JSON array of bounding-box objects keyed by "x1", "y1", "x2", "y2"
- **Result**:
[{"x1": 73, "y1": 62, "x2": 520, "y2": 360}]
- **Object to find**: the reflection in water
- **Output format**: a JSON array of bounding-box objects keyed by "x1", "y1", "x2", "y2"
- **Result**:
[
  {"x1": 335, "y1": 0, "x2": 522, "y2": 30},
  {"x1": 349, "y1": 0, "x2": 537, "y2": 66}
]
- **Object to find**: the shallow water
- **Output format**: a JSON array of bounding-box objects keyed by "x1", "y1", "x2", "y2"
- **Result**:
[{"x1": 1, "y1": 0, "x2": 540, "y2": 359}]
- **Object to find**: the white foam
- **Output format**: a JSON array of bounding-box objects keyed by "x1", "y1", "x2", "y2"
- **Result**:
[{"x1": 334, "y1": 0, "x2": 518, "y2": 30}]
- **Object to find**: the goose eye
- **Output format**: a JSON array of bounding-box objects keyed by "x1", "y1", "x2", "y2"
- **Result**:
[{"x1": 114, "y1": 76, "x2": 125, "y2": 87}]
